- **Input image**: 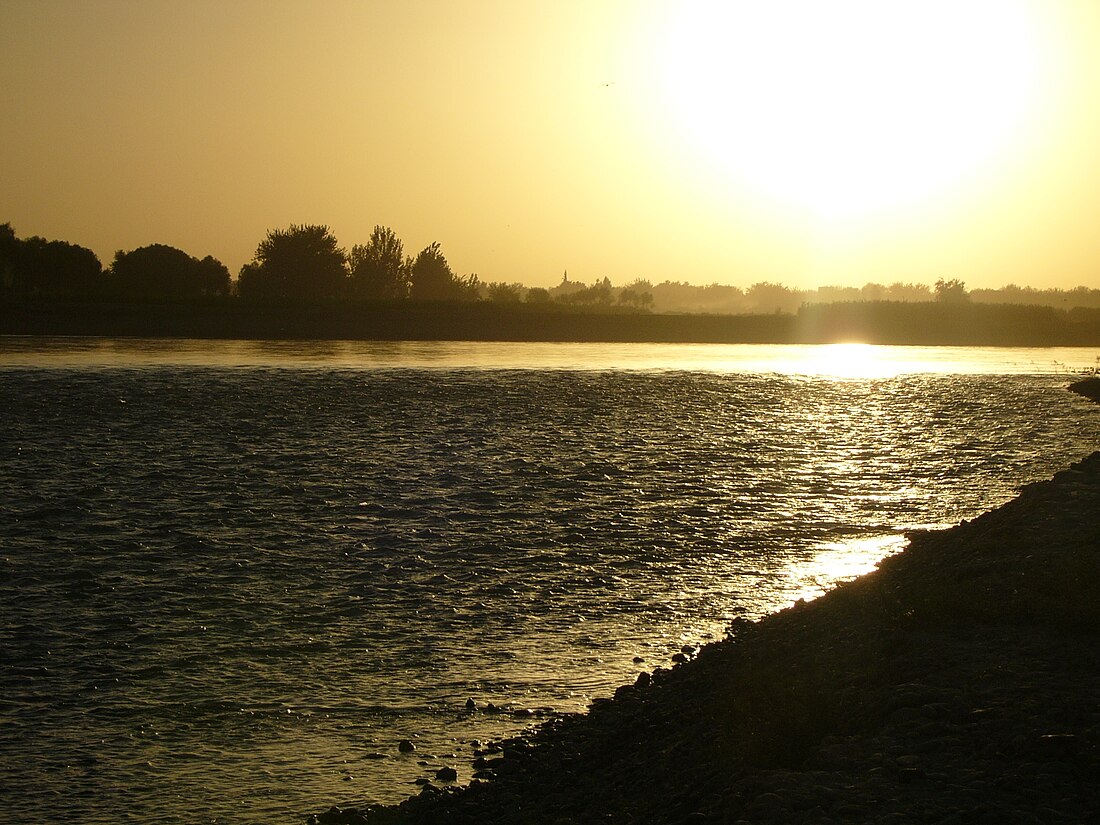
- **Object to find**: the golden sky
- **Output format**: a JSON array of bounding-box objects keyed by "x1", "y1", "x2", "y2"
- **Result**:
[{"x1": 2, "y1": 0, "x2": 1099, "y2": 290}]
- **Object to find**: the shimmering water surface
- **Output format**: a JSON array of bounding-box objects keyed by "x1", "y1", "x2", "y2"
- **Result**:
[{"x1": 2, "y1": 338, "x2": 1099, "y2": 824}]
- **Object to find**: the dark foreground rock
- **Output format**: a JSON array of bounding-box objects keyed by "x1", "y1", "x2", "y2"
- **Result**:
[
  {"x1": 312, "y1": 449, "x2": 1100, "y2": 824},
  {"x1": 1070, "y1": 376, "x2": 1100, "y2": 403}
]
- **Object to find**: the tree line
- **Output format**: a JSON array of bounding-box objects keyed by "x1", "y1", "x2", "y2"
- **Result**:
[
  {"x1": 4, "y1": 221, "x2": 1100, "y2": 313},
  {"x1": 1, "y1": 222, "x2": 231, "y2": 302}
]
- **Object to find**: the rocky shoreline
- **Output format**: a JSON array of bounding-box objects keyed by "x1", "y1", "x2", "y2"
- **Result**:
[{"x1": 312, "y1": 378, "x2": 1100, "y2": 825}]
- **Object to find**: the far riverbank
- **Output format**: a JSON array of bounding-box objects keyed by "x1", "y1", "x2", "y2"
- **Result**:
[{"x1": 4, "y1": 298, "x2": 1100, "y2": 347}]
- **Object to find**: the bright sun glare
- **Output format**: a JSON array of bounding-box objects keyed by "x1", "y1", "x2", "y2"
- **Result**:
[
  {"x1": 806, "y1": 342, "x2": 890, "y2": 378},
  {"x1": 658, "y1": 0, "x2": 1048, "y2": 223}
]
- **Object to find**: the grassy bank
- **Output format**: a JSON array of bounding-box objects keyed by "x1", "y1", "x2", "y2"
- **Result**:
[
  {"x1": 5, "y1": 299, "x2": 1100, "y2": 346},
  {"x1": 312, "y1": 381, "x2": 1100, "y2": 824}
]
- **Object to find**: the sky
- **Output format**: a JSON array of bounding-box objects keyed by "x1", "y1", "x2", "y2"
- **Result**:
[{"x1": 3, "y1": 0, "x2": 1100, "y2": 291}]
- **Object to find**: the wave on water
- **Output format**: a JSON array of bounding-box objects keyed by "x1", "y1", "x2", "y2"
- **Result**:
[{"x1": 2, "y1": 361, "x2": 1099, "y2": 823}]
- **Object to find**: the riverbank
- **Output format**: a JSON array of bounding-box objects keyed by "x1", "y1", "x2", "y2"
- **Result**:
[
  {"x1": 5, "y1": 298, "x2": 1100, "y2": 346},
  {"x1": 313, "y1": 379, "x2": 1100, "y2": 824}
]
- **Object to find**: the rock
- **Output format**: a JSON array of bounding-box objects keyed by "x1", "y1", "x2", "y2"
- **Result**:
[
  {"x1": 633, "y1": 656, "x2": 646, "y2": 664},
  {"x1": 672, "y1": 653, "x2": 689, "y2": 664},
  {"x1": 436, "y1": 766, "x2": 458, "y2": 781},
  {"x1": 635, "y1": 671, "x2": 651, "y2": 688},
  {"x1": 465, "y1": 698, "x2": 477, "y2": 711},
  {"x1": 398, "y1": 739, "x2": 416, "y2": 753},
  {"x1": 492, "y1": 758, "x2": 521, "y2": 776}
]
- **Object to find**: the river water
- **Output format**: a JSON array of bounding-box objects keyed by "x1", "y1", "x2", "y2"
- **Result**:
[{"x1": 1, "y1": 338, "x2": 1098, "y2": 823}]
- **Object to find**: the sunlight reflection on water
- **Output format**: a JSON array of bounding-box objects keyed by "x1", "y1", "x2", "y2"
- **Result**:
[
  {"x1": 784, "y1": 535, "x2": 909, "y2": 604},
  {"x1": 1, "y1": 336, "x2": 1098, "y2": 375},
  {"x1": 2, "y1": 342, "x2": 1100, "y2": 823}
]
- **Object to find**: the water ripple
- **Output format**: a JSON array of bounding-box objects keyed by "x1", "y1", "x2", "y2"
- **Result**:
[{"x1": 1, "y1": 365, "x2": 1098, "y2": 822}]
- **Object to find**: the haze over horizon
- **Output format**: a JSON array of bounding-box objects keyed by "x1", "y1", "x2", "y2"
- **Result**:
[{"x1": 3, "y1": 0, "x2": 1100, "y2": 291}]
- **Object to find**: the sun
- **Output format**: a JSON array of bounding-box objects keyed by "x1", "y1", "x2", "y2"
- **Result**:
[{"x1": 655, "y1": 0, "x2": 1051, "y2": 224}]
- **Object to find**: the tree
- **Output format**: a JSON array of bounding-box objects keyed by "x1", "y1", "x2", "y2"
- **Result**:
[
  {"x1": 746, "y1": 281, "x2": 800, "y2": 313},
  {"x1": 111, "y1": 244, "x2": 230, "y2": 300},
  {"x1": 241, "y1": 224, "x2": 348, "y2": 301},
  {"x1": 618, "y1": 278, "x2": 654, "y2": 310},
  {"x1": 547, "y1": 272, "x2": 586, "y2": 303},
  {"x1": 0, "y1": 224, "x2": 20, "y2": 290},
  {"x1": 408, "y1": 242, "x2": 469, "y2": 301},
  {"x1": 348, "y1": 225, "x2": 408, "y2": 299},
  {"x1": 934, "y1": 278, "x2": 969, "y2": 303},
  {"x1": 485, "y1": 281, "x2": 524, "y2": 302},
  {"x1": 525, "y1": 287, "x2": 551, "y2": 304},
  {"x1": 0, "y1": 226, "x2": 103, "y2": 298},
  {"x1": 561, "y1": 277, "x2": 613, "y2": 306}
]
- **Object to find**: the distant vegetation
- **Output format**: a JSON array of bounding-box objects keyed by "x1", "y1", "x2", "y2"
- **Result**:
[{"x1": 3, "y1": 220, "x2": 1100, "y2": 345}]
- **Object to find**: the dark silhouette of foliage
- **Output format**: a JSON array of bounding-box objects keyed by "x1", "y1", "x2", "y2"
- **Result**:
[
  {"x1": 561, "y1": 277, "x2": 614, "y2": 306},
  {"x1": 746, "y1": 281, "x2": 801, "y2": 314},
  {"x1": 0, "y1": 224, "x2": 103, "y2": 298},
  {"x1": 111, "y1": 243, "x2": 230, "y2": 300},
  {"x1": 485, "y1": 281, "x2": 524, "y2": 302},
  {"x1": 548, "y1": 272, "x2": 588, "y2": 303},
  {"x1": 409, "y1": 242, "x2": 477, "y2": 301},
  {"x1": 650, "y1": 281, "x2": 747, "y2": 313},
  {"x1": 240, "y1": 224, "x2": 348, "y2": 301},
  {"x1": 0, "y1": 223, "x2": 18, "y2": 289},
  {"x1": 8, "y1": 220, "x2": 1100, "y2": 321},
  {"x1": 349, "y1": 225, "x2": 409, "y2": 299},
  {"x1": 934, "y1": 278, "x2": 969, "y2": 303},
  {"x1": 619, "y1": 278, "x2": 654, "y2": 310}
]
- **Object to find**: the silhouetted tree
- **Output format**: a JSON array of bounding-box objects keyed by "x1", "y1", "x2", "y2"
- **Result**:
[
  {"x1": 747, "y1": 281, "x2": 800, "y2": 313},
  {"x1": 562, "y1": 277, "x2": 613, "y2": 306},
  {"x1": 860, "y1": 282, "x2": 886, "y2": 301},
  {"x1": 0, "y1": 224, "x2": 17, "y2": 290},
  {"x1": 934, "y1": 278, "x2": 969, "y2": 303},
  {"x1": 485, "y1": 281, "x2": 524, "y2": 302},
  {"x1": 241, "y1": 224, "x2": 348, "y2": 301},
  {"x1": 547, "y1": 272, "x2": 586, "y2": 302},
  {"x1": 457, "y1": 272, "x2": 482, "y2": 301},
  {"x1": 525, "y1": 287, "x2": 551, "y2": 304},
  {"x1": 349, "y1": 225, "x2": 408, "y2": 299},
  {"x1": 111, "y1": 244, "x2": 230, "y2": 300},
  {"x1": 618, "y1": 278, "x2": 654, "y2": 310},
  {"x1": 0, "y1": 226, "x2": 103, "y2": 298},
  {"x1": 650, "y1": 280, "x2": 747, "y2": 313},
  {"x1": 408, "y1": 242, "x2": 475, "y2": 301},
  {"x1": 885, "y1": 282, "x2": 933, "y2": 302}
]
